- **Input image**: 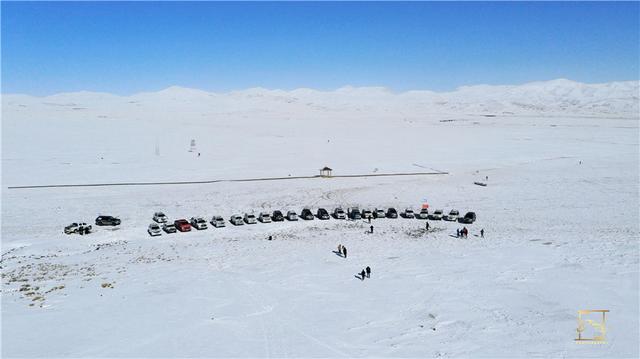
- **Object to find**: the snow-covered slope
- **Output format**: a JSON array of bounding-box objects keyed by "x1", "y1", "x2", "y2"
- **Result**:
[{"x1": 3, "y1": 79, "x2": 639, "y2": 120}]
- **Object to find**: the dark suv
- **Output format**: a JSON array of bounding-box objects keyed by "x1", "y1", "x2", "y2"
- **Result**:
[
  {"x1": 316, "y1": 208, "x2": 330, "y2": 220},
  {"x1": 459, "y1": 212, "x2": 477, "y2": 224},
  {"x1": 300, "y1": 208, "x2": 314, "y2": 220},
  {"x1": 272, "y1": 210, "x2": 284, "y2": 222},
  {"x1": 348, "y1": 208, "x2": 362, "y2": 220},
  {"x1": 386, "y1": 208, "x2": 398, "y2": 218},
  {"x1": 95, "y1": 215, "x2": 121, "y2": 226}
]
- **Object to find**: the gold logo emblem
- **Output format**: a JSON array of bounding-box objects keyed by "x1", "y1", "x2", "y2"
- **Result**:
[{"x1": 575, "y1": 310, "x2": 609, "y2": 344}]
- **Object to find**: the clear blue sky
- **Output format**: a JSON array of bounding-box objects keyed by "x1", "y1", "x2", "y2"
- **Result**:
[{"x1": 2, "y1": 1, "x2": 639, "y2": 95}]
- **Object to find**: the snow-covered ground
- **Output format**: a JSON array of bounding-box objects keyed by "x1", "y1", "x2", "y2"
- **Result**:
[{"x1": 1, "y1": 80, "x2": 639, "y2": 357}]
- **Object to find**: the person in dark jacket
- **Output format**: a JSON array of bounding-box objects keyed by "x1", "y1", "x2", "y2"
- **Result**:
[
  {"x1": 425, "y1": 222, "x2": 430, "y2": 231},
  {"x1": 480, "y1": 229, "x2": 484, "y2": 238},
  {"x1": 456, "y1": 229, "x2": 460, "y2": 237},
  {"x1": 370, "y1": 225, "x2": 374, "y2": 234},
  {"x1": 360, "y1": 269, "x2": 366, "y2": 280},
  {"x1": 342, "y1": 246, "x2": 347, "y2": 258},
  {"x1": 366, "y1": 266, "x2": 371, "y2": 278}
]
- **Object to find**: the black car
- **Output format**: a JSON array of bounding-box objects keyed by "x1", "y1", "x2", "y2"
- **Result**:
[
  {"x1": 458, "y1": 212, "x2": 476, "y2": 224},
  {"x1": 95, "y1": 215, "x2": 121, "y2": 226},
  {"x1": 386, "y1": 208, "x2": 398, "y2": 218},
  {"x1": 271, "y1": 210, "x2": 284, "y2": 222},
  {"x1": 316, "y1": 208, "x2": 330, "y2": 220},
  {"x1": 300, "y1": 208, "x2": 314, "y2": 220}
]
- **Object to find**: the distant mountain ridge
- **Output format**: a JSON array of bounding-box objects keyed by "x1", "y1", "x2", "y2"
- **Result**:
[{"x1": 3, "y1": 79, "x2": 638, "y2": 118}]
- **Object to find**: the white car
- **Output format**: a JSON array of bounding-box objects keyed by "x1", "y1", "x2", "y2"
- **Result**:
[
  {"x1": 417, "y1": 208, "x2": 429, "y2": 219},
  {"x1": 286, "y1": 211, "x2": 298, "y2": 221},
  {"x1": 153, "y1": 212, "x2": 168, "y2": 223},
  {"x1": 401, "y1": 208, "x2": 415, "y2": 218},
  {"x1": 190, "y1": 217, "x2": 208, "y2": 230},
  {"x1": 428, "y1": 209, "x2": 443, "y2": 220},
  {"x1": 64, "y1": 222, "x2": 92, "y2": 235},
  {"x1": 258, "y1": 212, "x2": 272, "y2": 223},
  {"x1": 443, "y1": 209, "x2": 459, "y2": 222},
  {"x1": 210, "y1": 216, "x2": 226, "y2": 228},
  {"x1": 333, "y1": 208, "x2": 346, "y2": 219},
  {"x1": 148, "y1": 223, "x2": 162, "y2": 236},
  {"x1": 229, "y1": 215, "x2": 244, "y2": 226},
  {"x1": 244, "y1": 213, "x2": 257, "y2": 224},
  {"x1": 373, "y1": 208, "x2": 386, "y2": 219}
]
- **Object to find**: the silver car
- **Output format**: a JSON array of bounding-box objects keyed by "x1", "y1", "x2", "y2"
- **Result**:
[
  {"x1": 210, "y1": 216, "x2": 226, "y2": 228},
  {"x1": 229, "y1": 215, "x2": 244, "y2": 226},
  {"x1": 417, "y1": 208, "x2": 429, "y2": 219},
  {"x1": 286, "y1": 211, "x2": 298, "y2": 221},
  {"x1": 148, "y1": 223, "x2": 162, "y2": 236},
  {"x1": 443, "y1": 209, "x2": 459, "y2": 221},
  {"x1": 259, "y1": 212, "x2": 272, "y2": 223},
  {"x1": 244, "y1": 213, "x2": 257, "y2": 224},
  {"x1": 428, "y1": 209, "x2": 443, "y2": 220},
  {"x1": 373, "y1": 208, "x2": 386, "y2": 218},
  {"x1": 162, "y1": 223, "x2": 176, "y2": 233},
  {"x1": 190, "y1": 217, "x2": 208, "y2": 230},
  {"x1": 153, "y1": 212, "x2": 168, "y2": 223},
  {"x1": 401, "y1": 208, "x2": 415, "y2": 218}
]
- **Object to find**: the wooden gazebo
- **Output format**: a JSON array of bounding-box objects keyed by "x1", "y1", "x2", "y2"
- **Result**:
[{"x1": 319, "y1": 166, "x2": 333, "y2": 178}]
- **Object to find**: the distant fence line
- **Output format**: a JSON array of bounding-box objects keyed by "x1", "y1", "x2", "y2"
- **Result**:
[{"x1": 6, "y1": 171, "x2": 448, "y2": 190}]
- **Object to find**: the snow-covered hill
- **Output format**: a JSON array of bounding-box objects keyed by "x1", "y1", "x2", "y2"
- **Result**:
[{"x1": 3, "y1": 79, "x2": 639, "y2": 120}]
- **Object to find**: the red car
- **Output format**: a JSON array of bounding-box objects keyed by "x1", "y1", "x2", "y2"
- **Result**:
[{"x1": 174, "y1": 219, "x2": 191, "y2": 232}]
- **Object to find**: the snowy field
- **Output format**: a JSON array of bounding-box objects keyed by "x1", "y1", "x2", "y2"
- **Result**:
[{"x1": 1, "y1": 81, "x2": 639, "y2": 357}]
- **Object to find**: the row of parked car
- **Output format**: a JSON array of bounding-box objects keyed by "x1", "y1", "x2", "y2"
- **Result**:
[{"x1": 146, "y1": 207, "x2": 476, "y2": 236}]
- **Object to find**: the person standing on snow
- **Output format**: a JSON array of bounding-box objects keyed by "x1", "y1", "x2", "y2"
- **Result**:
[
  {"x1": 342, "y1": 246, "x2": 347, "y2": 258},
  {"x1": 370, "y1": 225, "x2": 374, "y2": 234},
  {"x1": 456, "y1": 229, "x2": 460, "y2": 237},
  {"x1": 425, "y1": 222, "x2": 430, "y2": 231},
  {"x1": 480, "y1": 229, "x2": 484, "y2": 238},
  {"x1": 360, "y1": 269, "x2": 366, "y2": 280},
  {"x1": 366, "y1": 266, "x2": 371, "y2": 278}
]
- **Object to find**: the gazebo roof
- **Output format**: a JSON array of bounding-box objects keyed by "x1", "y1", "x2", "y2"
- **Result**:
[{"x1": 321, "y1": 166, "x2": 332, "y2": 171}]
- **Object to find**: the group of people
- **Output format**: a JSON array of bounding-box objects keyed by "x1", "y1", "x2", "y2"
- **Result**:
[
  {"x1": 455, "y1": 227, "x2": 484, "y2": 238},
  {"x1": 337, "y1": 244, "x2": 348, "y2": 258},
  {"x1": 337, "y1": 244, "x2": 372, "y2": 281},
  {"x1": 359, "y1": 266, "x2": 371, "y2": 280}
]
